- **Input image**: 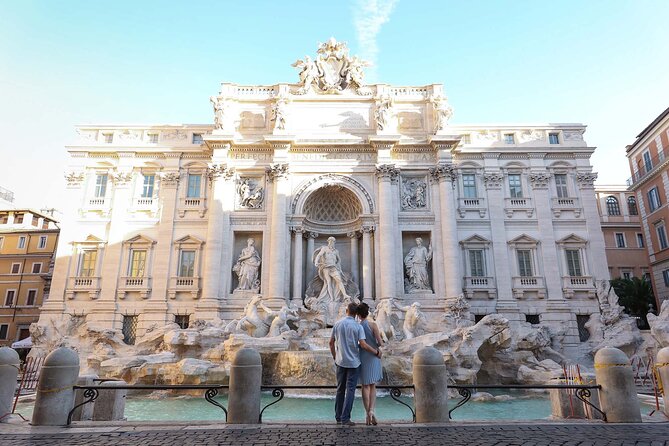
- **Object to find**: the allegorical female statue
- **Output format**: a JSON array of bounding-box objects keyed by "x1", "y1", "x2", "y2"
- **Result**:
[
  {"x1": 404, "y1": 237, "x2": 433, "y2": 293},
  {"x1": 233, "y1": 238, "x2": 261, "y2": 291}
]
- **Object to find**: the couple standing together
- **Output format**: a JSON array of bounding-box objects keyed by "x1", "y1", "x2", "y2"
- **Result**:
[{"x1": 329, "y1": 302, "x2": 384, "y2": 426}]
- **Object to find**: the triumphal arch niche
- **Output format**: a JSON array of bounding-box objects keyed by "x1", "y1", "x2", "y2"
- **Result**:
[{"x1": 206, "y1": 38, "x2": 463, "y2": 323}]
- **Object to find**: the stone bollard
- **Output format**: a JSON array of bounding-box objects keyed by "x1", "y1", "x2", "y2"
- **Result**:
[
  {"x1": 93, "y1": 380, "x2": 127, "y2": 421},
  {"x1": 0, "y1": 347, "x2": 20, "y2": 421},
  {"x1": 71, "y1": 375, "x2": 98, "y2": 422},
  {"x1": 594, "y1": 347, "x2": 641, "y2": 422},
  {"x1": 657, "y1": 347, "x2": 669, "y2": 418},
  {"x1": 413, "y1": 346, "x2": 449, "y2": 423},
  {"x1": 31, "y1": 347, "x2": 80, "y2": 426},
  {"x1": 228, "y1": 348, "x2": 262, "y2": 424}
]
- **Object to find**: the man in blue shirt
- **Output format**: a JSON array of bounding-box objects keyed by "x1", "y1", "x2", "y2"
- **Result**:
[{"x1": 329, "y1": 302, "x2": 382, "y2": 426}]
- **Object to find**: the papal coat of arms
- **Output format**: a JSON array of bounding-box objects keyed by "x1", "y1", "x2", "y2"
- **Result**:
[{"x1": 291, "y1": 38, "x2": 370, "y2": 95}]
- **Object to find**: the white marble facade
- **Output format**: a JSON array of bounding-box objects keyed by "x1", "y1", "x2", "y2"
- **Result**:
[{"x1": 41, "y1": 40, "x2": 607, "y2": 351}]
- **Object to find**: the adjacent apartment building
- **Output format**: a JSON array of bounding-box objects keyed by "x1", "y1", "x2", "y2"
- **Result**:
[
  {"x1": 626, "y1": 106, "x2": 669, "y2": 305},
  {"x1": 595, "y1": 185, "x2": 649, "y2": 280},
  {"x1": 0, "y1": 209, "x2": 59, "y2": 346}
]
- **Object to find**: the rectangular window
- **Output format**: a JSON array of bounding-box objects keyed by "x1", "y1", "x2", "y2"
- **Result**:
[
  {"x1": 622, "y1": 271, "x2": 632, "y2": 280},
  {"x1": 517, "y1": 250, "x2": 533, "y2": 277},
  {"x1": 0, "y1": 324, "x2": 7, "y2": 340},
  {"x1": 565, "y1": 249, "x2": 583, "y2": 276},
  {"x1": 525, "y1": 314, "x2": 540, "y2": 325},
  {"x1": 549, "y1": 133, "x2": 560, "y2": 144},
  {"x1": 79, "y1": 250, "x2": 98, "y2": 277},
  {"x1": 95, "y1": 174, "x2": 108, "y2": 198},
  {"x1": 17, "y1": 236, "x2": 26, "y2": 249},
  {"x1": 615, "y1": 233, "x2": 626, "y2": 248},
  {"x1": 637, "y1": 233, "x2": 644, "y2": 248},
  {"x1": 32, "y1": 263, "x2": 42, "y2": 274},
  {"x1": 175, "y1": 315, "x2": 190, "y2": 329},
  {"x1": 462, "y1": 174, "x2": 477, "y2": 198},
  {"x1": 0, "y1": 213, "x2": 7, "y2": 224},
  {"x1": 192, "y1": 133, "x2": 204, "y2": 144},
  {"x1": 663, "y1": 270, "x2": 669, "y2": 287},
  {"x1": 179, "y1": 250, "x2": 196, "y2": 277},
  {"x1": 554, "y1": 174, "x2": 568, "y2": 198},
  {"x1": 648, "y1": 187, "x2": 662, "y2": 212},
  {"x1": 129, "y1": 250, "x2": 147, "y2": 277},
  {"x1": 148, "y1": 133, "x2": 159, "y2": 144},
  {"x1": 26, "y1": 289, "x2": 37, "y2": 306},
  {"x1": 11, "y1": 263, "x2": 20, "y2": 274},
  {"x1": 187, "y1": 174, "x2": 202, "y2": 198},
  {"x1": 141, "y1": 174, "x2": 155, "y2": 198},
  {"x1": 38, "y1": 235, "x2": 47, "y2": 249},
  {"x1": 643, "y1": 150, "x2": 652, "y2": 172},
  {"x1": 31, "y1": 215, "x2": 38, "y2": 226},
  {"x1": 15, "y1": 213, "x2": 24, "y2": 224},
  {"x1": 508, "y1": 174, "x2": 523, "y2": 198},
  {"x1": 461, "y1": 134, "x2": 471, "y2": 144},
  {"x1": 469, "y1": 249, "x2": 485, "y2": 277},
  {"x1": 657, "y1": 224, "x2": 669, "y2": 250},
  {"x1": 5, "y1": 290, "x2": 15, "y2": 306},
  {"x1": 122, "y1": 315, "x2": 138, "y2": 345},
  {"x1": 504, "y1": 133, "x2": 515, "y2": 144}
]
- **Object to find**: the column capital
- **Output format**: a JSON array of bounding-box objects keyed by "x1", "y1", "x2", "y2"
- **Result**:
[
  {"x1": 160, "y1": 171, "x2": 181, "y2": 187},
  {"x1": 529, "y1": 172, "x2": 551, "y2": 189},
  {"x1": 576, "y1": 172, "x2": 598, "y2": 189},
  {"x1": 307, "y1": 231, "x2": 319, "y2": 239},
  {"x1": 266, "y1": 163, "x2": 289, "y2": 182},
  {"x1": 429, "y1": 163, "x2": 456, "y2": 183},
  {"x1": 347, "y1": 231, "x2": 360, "y2": 239},
  {"x1": 361, "y1": 225, "x2": 375, "y2": 234},
  {"x1": 291, "y1": 226, "x2": 306, "y2": 235},
  {"x1": 206, "y1": 164, "x2": 235, "y2": 182},
  {"x1": 483, "y1": 172, "x2": 504, "y2": 190},
  {"x1": 64, "y1": 171, "x2": 85, "y2": 188},
  {"x1": 110, "y1": 171, "x2": 133, "y2": 187},
  {"x1": 375, "y1": 164, "x2": 399, "y2": 183}
]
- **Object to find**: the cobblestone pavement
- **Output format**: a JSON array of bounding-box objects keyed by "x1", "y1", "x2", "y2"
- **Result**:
[{"x1": 2, "y1": 423, "x2": 669, "y2": 446}]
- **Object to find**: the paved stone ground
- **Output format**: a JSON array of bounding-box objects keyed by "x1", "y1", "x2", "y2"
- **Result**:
[{"x1": 1, "y1": 423, "x2": 669, "y2": 446}]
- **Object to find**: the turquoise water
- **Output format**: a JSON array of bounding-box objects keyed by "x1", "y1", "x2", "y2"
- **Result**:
[{"x1": 15, "y1": 392, "x2": 552, "y2": 422}]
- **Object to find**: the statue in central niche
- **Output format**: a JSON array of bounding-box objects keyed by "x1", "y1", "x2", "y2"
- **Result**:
[{"x1": 304, "y1": 236, "x2": 360, "y2": 326}]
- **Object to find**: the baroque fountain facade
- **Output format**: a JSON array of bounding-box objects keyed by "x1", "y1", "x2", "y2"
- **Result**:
[{"x1": 32, "y1": 39, "x2": 667, "y2": 385}]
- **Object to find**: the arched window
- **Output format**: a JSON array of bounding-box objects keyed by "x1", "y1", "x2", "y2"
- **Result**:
[
  {"x1": 627, "y1": 196, "x2": 638, "y2": 215},
  {"x1": 606, "y1": 196, "x2": 621, "y2": 216}
]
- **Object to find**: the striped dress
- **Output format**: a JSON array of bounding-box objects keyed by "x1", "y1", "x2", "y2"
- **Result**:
[{"x1": 359, "y1": 319, "x2": 383, "y2": 385}]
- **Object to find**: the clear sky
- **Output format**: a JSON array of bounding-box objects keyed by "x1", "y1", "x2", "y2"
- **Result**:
[{"x1": 1, "y1": 0, "x2": 668, "y2": 213}]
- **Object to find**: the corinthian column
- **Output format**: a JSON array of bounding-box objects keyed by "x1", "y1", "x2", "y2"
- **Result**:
[
  {"x1": 266, "y1": 163, "x2": 290, "y2": 304},
  {"x1": 291, "y1": 226, "x2": 305, "y2": 302},
  {"x1": 199, "y1": 162, "x2": 235, "y2": 320},
  {"x1": 375, "y1": 164, "x2": 399, "y2": 300},
  {"x1": 306, "y1": 232, "x2": 318, "y2": 283},
  {"x1": 348, "y1": 231, "x2": 360, "y2": 285},
  {"x1": 361, "y1": 225, "x2": 374, "y2": 300},
  {"x1": 429, "y1": 163, "x2": 461, "y2": 298}
]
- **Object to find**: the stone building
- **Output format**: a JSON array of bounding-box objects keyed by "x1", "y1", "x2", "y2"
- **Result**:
[
  {"x1": 595, "y1": 185, "x2": 649, "y2": 280},
  {"x1": 0, "y1": 209, "x2": 59, "y2": 346},
  {"x1": 626, "y1": 106, "x2": 669, "y2": 306},
  {"x1": 40, "y1": 40, "x2": 607, "y2": 353}
]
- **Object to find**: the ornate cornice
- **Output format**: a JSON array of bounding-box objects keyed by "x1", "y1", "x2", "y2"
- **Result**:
[
  {"x1": 375, "y1": 164, "x2": 399, "y2": 183},
  {"x1": 266, "y1": 163, "x2": 289, "y2": 182}
]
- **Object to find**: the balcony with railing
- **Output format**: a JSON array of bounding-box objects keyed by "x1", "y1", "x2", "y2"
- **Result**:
[
  {"x1": 168, "y1": 276, "x2": 201, "y2": 299},
  {"x1": 178, "y1": 196, "x2": 207, "y2": 218},
  {"x1": 504, "y1": 197, "x2": 534, "y2": 218},
  {"x1": 85, "y1": 197, "x2": 111, "y2": 214},
  {"x1": 550, "y1": 197, "x2": 581, "y2": 218},
  {"x1": 561, "y1": 275, "x2": 596, "y2": 299},
  {"x1": 65, "y1": 276, "x2": 101, "y2": 299},
  {"x1": 512, "y1": 276, "x2": 546, "y2": 299},
  {"x1": 117, "y1": 276, "x2": 152, "y2": 299},
  {"x1": 627, "y1": 150, "x2": 666, "y2": 186},
  {"x1": 462, "y1": 276, "x2": 496, "y2": 299},
  {"x1": 457, "y1": 197, "x2": 487, "y2": 218}
]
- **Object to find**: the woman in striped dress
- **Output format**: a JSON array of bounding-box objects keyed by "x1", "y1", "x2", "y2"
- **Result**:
[{"x1": 356, "y1": 302, "x2": 384, "y2": 425}]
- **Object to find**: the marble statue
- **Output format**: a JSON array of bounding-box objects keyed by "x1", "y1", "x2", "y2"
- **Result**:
[
  {"x1": 313, "y1": 237, "x2": 350, "y2": 302},
  {"x1": 210, "y1": 96, "x2": 226, "y2": 130},
  {"x1": 267, "y1": 305, "x2": 300, "y2": 337},
  {"x1": 375, "y1": 96, "x2": 393, "y2": 130},
  {"x1": 227, "y1": 295, "x2": 272, "y2": 337},
  {"x1": 373, "y1": 298, "x2": 398, "y2": 342},
  {"x1": 404, "y1": 238, "x2": 433, "y2": 293},
  {"x1": 395, "y1": 301, "x2": 427, "y2": 340},
  {"x1": 271, "y1": 96, "x2": 288, "y2": 130},
  {"x1": 291, "y1": 56, "x2": 319, "y2": 94},
  {"x1": 430, "y1": 95, "x2": 453, "y2": 131},
  {"x1": 237, "y1": 178, "x2": 264, "y2": 209},
  {"x1": 233, "y1": 238, "x2": 261, "y2": 291},
  {"x1": 401, "y1": 178, "x2": 427, "y2": 210}
]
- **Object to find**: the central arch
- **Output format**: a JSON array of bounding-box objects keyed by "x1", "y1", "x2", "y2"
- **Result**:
[{"x1": 291, "y1": 174, "x2": 374, "y2": 216}]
